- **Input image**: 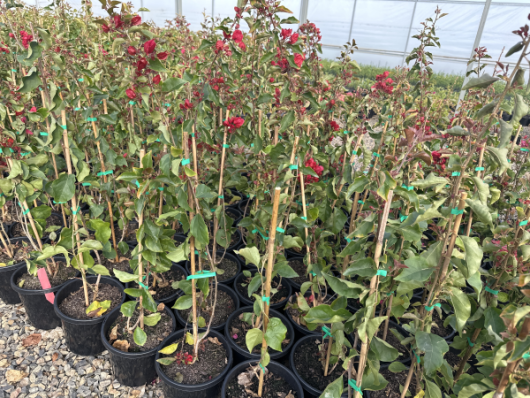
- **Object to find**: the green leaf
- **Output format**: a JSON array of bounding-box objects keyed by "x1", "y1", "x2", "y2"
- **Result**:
[
  {"x1": 506, "y1": 41, "x2": 524, "y2": 57},
  {"x1": 279, "y1": 110, "x2": 295, "y2": 133},
  {"x1": 465, "y1": 198, "x2": 493, "y2": 228},
  {"x1": 416, "y1": 331, "x2": 449, "y2": 376},
  {"x1": 361, "y1": 370, "x2": 388, "y2": 391},
  {"x1": 143, "y1": 313, "x2": 161, "y2": 327},
  {"x1": 450, "y1": 287, "x2": 470, "y2": 334},
  {"x1": 113, "y1": 269, "x2": 138, "y2": 283},
  {"x1": 412, "y1": 173, "x2": 448, "y2": 189},
  {"x1": 344, "y1": 258, "x2": 376, "y2": 278},
  {"x1": 245, "y1": 328, "x2": 263, "y2": 353},
  {"x1": 234, "y1": 247, "x2": 260, "y2": 267},
  {"x1": 90, "y1": 219, "x2": 111, "y2": 244},
  {"x1": 159, "y1": 343, "x2": 179, "y2": 355},
  {"x1": 425, "y1": 378, "x2": 442, "y2": 398},
  {"x1": 371, "y1": 336, "x2": 399, "y2": 362},
  {"x1": 498, "y1": 120, "x2": 513, "y2": 149},
  {"x1": 173, "y1": 294, "x2": 193, "y2": 310},
  {"x1": 462, "y1": 74, "x2": 499, "y2": 90},
  {"x1": 388, "y1": 361, "x2": 408, "y2": 373},
  {"x1": 50, "y1": 174, "x2": 76, "y2": 203},
  {"x1": 18, "y1": 69, "x2": 42, "y2": 93},
  {"x1": 160, "y1": 78, "x2": 187, "y2": 93},
  {"x1": 304, "y1": 305, "x2": 351, "y2": 324},
  {"x1": 190, "y1": 215, "x2": 209, "y2": 250},
  {"x1": 395, "y1": 256, "x2": 434, "y2": 282},
  {"x1": 264, "y1": 317, "x2": 287, "y2": 352},
  {"x1": 459, "y1": 236, "x2": 483, "y2": 277},
  {"x1": 141, "y1": 289, "x2": 157, "y2": 313},
  {"x1": 471, "y1": 177, "x2": 490, "y2": 205},
  {"x1": 283, "y1": 235, "x2": 304, "y2": 250},
  {"x1": 133, "y1": 326, "x2": 147, "y2": 346},
  {"x1": 156, "y1": 358, "x2": 176, "y2": 366},
  {"x1": 323, "y1": 273, "x2": 363, "y2": 299},
  {"x1": 256, "y1": 94, "x2": 274, "y2": 106},
  {"x1": 318, "y1": 376, "x2": 343, "y2": 398},
  {"x1": 120, "y1": 301, "x2": 137, "y2": 317},
  {"x1": 148, "y1": 57, "x2": 167, "y2": 72},
  {"x1": 91, "y1": 264, "x2": 111, "y2": 276}
]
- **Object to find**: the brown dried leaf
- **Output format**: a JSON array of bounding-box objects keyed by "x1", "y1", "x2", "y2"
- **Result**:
[
  {"x1": 87, "y1": 309, "x2": 101, "y2": 318},
  {"x1": 112, "y1": 339, "x2": 130, "y2": 352},
  {"x1": 208, "y1": 337, "x2": 223, "y2": 346},
  {"x1": 22, "y1": 334, "x2": 41, "y2": 347},
  {"x1": 286, "y1": 391, "x2": 295, "y2": 398},
  {"x1": 52, "y1": 352, "x2": 59, "y2": 362},
  {"x1": 521, "y1": 289, "x2": 530, "y2": 298},
  {"x1": 237, "y1": 370, "x2": 254, "y2": 387},
  {"x1": 157, "y1": 303, "x2": 165, "y2": 312},
  {"x1": 414, "y1": 152, "x2": 432, "y2": 166},
  {"x1": 405, "y1": 128, "x2": 415, "y2": 145},
  {"x1": 109, "y1": 325, "x2": 119, "y2": 343}
]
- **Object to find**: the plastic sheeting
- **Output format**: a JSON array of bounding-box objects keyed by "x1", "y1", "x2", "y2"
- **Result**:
[{"x1": 51, "y1": 0, "x2": 529, "y2": 75}]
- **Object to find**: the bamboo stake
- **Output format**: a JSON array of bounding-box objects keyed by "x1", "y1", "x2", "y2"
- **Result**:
[
  {"x1": 299, "y1": 170, "x2": 316, "y2": 307},
  {"x1": 324, "y1": 333, "x2": 334, "y2": 376},
  {"x1": 400, "y1": 362, "x2": 416, "y2": 398},
  {"x1": 60, "y1": 111, "x2": 89, "y2": 306},
  {"x1": 0, "y1": 227, "x2": 13, "y2": 258},
  {"x1": 255, "y1": 110, "x2": 263, "y2": 211},
  {"x1": 258, "y1": 187, "x2": 282, "y2": 397}
]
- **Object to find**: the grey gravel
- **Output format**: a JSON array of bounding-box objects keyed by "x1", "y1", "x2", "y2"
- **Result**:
[{"x1": 0, "y1": 301, "x2": 165, "y2": 398}]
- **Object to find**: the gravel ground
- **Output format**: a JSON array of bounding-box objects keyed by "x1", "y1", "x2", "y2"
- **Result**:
[{"x1": 0, "y1": 302, "x2": 165, "y2": 398}]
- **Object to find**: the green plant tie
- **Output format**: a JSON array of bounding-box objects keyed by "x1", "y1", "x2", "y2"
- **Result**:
[
  {"x1": 363, "y1": 170, "x2": 369, "y2": 174},
  {"x1": 12, "y1": 69, "x2": 16, "y2": 72},
  {"x1": 451, "y1": 208, "x2": 464, "y2": 215},
  {"x1": 181, "y1": 159, "x2": 191, "y2": 166},
  {"x1": 387, "y1": 291, "x2": 394, "y2": 296},
  {"x1": 523, "y1": 352, "x2": 530, "y2": 360},
  {"x1": 218, "y1": 195, "x2": 224, "y2": 199},
  {"x1": 521, "y1": 148, "x2": 530, "y2": 152},
  {"x1": 252, "y1": 229, "x2": 269, "y2": 240},
  {"x1": 60, "y1": 125, "x2": 67, "y2": 130},
  {"x1": 75, "y1": 107, "x2": 81, "y2": 111},
  {"x1": 425, "y1": 303, "x2": 441, "y2": 311},
  {"x1": 264, "y1": 190, "x2": 270, "y2": 194},
  {"x1": 138, "y1": 282, "x2": 148, "y2": 289},
  {"x1": 376, "y1": 270, "x2": 387, "y2": 277},
  {"x1": 373, "y1": 152, "x2": 380, "y2": 157},
  {"x1": 452, "y1": 171, "x2": 461, "y2": 176},
  {"x1": 40, "y1": 132, "x2": 48, "y2": 136},
  {"x1": 129, "y1": 101, "x2": 136, "y2": 105},
  {"x1": 135, "y1": 181, "x2": 140, "y2": 188},
  {"x1": 276, "y1": 227, "x2": 285, "y2": 233},
  {"x1": 71, "y1": 206, "x2": 80, "y2": 215},
  {"x1": 412, "y1": 349, "x2": 421, "y2": 363},
  {"x1": 467, "y1": 337, "x2": 474, "y2": 347},
  {"x1": 520, "y1": 220, "x2": 528, "y2": 226},
  {"x1": 191, "y1": 133, "x2": 195, "y2": 138},
  {"x1": 22, "y1": 208, "x2": 30, "y2": 215},
  {"x1": 310, "y1": 271, "x2": 317, "y2": 276},
  {"x1": 345, "y1": 238, "x2": 352, "y2": 243},
  {"x1": 165, "y1": 103, "x2": 170, "y2": 107},
  {"x1": 82, "y1": 183, "x2": 91, "y2": 186},
  {"x1": 259, "y1": 363, "x2": 266, "y2": 373},
  {"x1": 97, "y1": 170, "x2": 114, "y2": 176},
  {"x1": 250, "y1": 143, "x2": 254, "y2": 147},
  {"x1": 301, "y1": 216, "x2": 307, "y2": 220},
  {"x1": 158, "y1": 187, "x2": 164, "y2": 191},
  {"x1": 223, "y1": 144, "x2": 230, "y2": 148},
  {"x1": 289, "y1": 165, "x2": 298, "y2": 170},
  {"x1": 187, "y1": 270, "x2": 216, "y2": 280},
  {"x1": 485, "y1": 285, "x2": 499, "y2": 295},
  {"x1": 400, "y1": 214, "x2": 408, "y2": 222},
  {"x1": 475, "y1": 167, "x2": 484, "y2": 171},
  {"x1": 348, "y1": 380, "x2": 362, "y2": 396},
  {"x1": 262, "y1": 296, "x2": 270, "y2": 304},
  {"x1": 322, "y1": 326, "x2": 332, "y2": 339},
  {"x1": 343, "y1": 130, "x2": 348, "y2": 135},
  {"x1": 21, "y1": 152, "x2": 30, "y2": 156},
  {"x1": 53, "y1": 200, "x2": 66, "y2": 204},
  {"x1": 358, "y1": 200, "x2": 364, "y2": 205},
  {"x1": 401, "y1": 185, "x2": 414, "y2": 191},
  {"x1": 296, "y1": 201, "x2": 303, "y2": 206},
  {"x1": 156, "y1": 139, "x2": 161, "y2": 142},
  {"x1": 352, "y1": 150, "x2": 357, "y2": 155},
  {"x1": 86, "y1": 117, "x2": 97, "y2": 122}
]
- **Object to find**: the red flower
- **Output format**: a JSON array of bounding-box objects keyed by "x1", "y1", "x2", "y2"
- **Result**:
[
  {"x1": 20, "y1": 31, "x2": 33, "y2": 49},
  {"x1": 269, "y1": 78, "x2": 274, "y2": 83},
  {"x1": 137, "y1": 57, "x2": 147, "y2": 71},
  {"x1": 113, "y1": 15, "x2": 124, "y2": 29},
  {"x1": 101, "y1": 25, "x2": 110, "y2": 33},
  {"x1": 54, "y1": 46, "x2": 61, "y2": 53},
  {"x1": 290, "y1": 33, "x2": 299, "y2": 45},
  {"x1": 281, "y1": 29, "x2": 292, "y2": 39},
  {"x1": 29, "y1": 106, "x2": 37, "y2": 113},
  {"x1": 223, "y1": 117, "x2": 244, "y2": 132},
  {"x1": 303, "y1": 158, "x2": 323, "y2": 184},
  {"x1": 9, "y1": 33, "x2": 14, "y2": 38},
  {"x1": 126, "y1": 88, "x2": 136, "y2": 99},
  {"x1": 214, "y1": 40, "x2": 225, "y2": 54},
  {"x1": 128, "y1": 46, "x2": 137, "y2": 56},
  {"x1": 232, "y1": 29, "x2": 243, "y2": 43},
  {"x1": 294, "y1": 53, "x2": 304, "y2": 67},
  {"x1": 144, "y1": 39, "x2": 156, "y2": 55},
  {"x1": 329, "y1": 121, "x2": 340, "y2": 131},
  {"x1": 131, "y1": 15, "x2": 142, "y2": 26},
  {"x1": 238, "y1": 42, "x2": 246, "y2": 51},
  {"x1": 153, "y1": 74, "x2": 161, "y2": 84},
  {"x1": 157, "y1": 51, "x2": 168, "y2": 60},
  {"x1": 179, "y1": 99, "x2": 194, "y2": 110}
]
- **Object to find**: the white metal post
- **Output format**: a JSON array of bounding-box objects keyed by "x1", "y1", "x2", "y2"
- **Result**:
[
  {"x1": 456, "y1": 0, "x2": 492, "y2": 109},
  {"x1": 348, "y1": 0, "x2": 358, "y2": 42},
  {"x1": 176, "y1": 0, "x2": 182, "y2": 16},
  {"x1": 402, "y1": 0, "x2": 419, "y2": 66},
  {"x1": 299, "y1": 0, "x2": 309, "y2": 24}
]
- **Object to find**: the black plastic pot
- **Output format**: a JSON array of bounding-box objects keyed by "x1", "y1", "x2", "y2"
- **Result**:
[
  {"x1": 1, "y1": 222, "x2": 13, "y2": 238},
  {"x1": 225, "y1": 208, "x2": 242, "y2": 227},
  {"x1": 0, "y1": 237, "x2": 31, "y2": 305},
  {"x1": 237, "y1": 198, "x2": 253, "y2": 215},
  {"x1": 224, "y1": 306, "x2": 295, "y2": 364},
  {"x1": 10, "y1": 257, "x2": 75, "y2": 330},
  {"x1": 101, "y1": 304, "x2": 177, "y2": 387},
  {"x1": 54, "y1": 276, "x2": 125, "y2": 356},
  {"x1": 221, "y1": 360, "x2": 305, "y2": 398},
  {"x1": 290, "y1": 335, "x2": 367, "y2": 398},
  {"x1": 156, "y1": 329, "x2": 233, "y2": 398},
  {"x1": 234, "y1": 272, "x2": 291, "y2": 310},
  {"x1": 125, "y1": 263, "x2": 188, "y2": 305},
  {"x1": 186, "y1": 251, "x2": 241, "y2": 286},
  {"x1": 173, "y1": 283, "x2": 240, "y2": 332}
]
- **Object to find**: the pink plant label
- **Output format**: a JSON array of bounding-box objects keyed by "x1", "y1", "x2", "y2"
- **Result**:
[{"x1": 37, "y1": 268, "x2": 55, "y2": 304}]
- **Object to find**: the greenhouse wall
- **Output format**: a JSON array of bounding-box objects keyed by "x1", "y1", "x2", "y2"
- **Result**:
[{"x1": 42, "y1": 0, "x2": 529, "y2": 75}]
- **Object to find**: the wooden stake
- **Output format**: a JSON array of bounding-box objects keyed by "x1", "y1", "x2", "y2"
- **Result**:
[{"x1": 258, "y1": 187, "x2": 282, "y2": 397}]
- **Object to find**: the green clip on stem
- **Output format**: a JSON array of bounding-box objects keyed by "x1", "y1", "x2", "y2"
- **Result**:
[
  {"x1": 376, "y1": 270, "x2": 387, "y2": 277},
  {"x1": 425, "y1": 303, "x2": 441, "y2": 311},
  {"x1": 485, "y1": 285, "x2": 499, "y2": 295},
  {"x1": 82, "y1": 183, "x2": 91, "y2": 187},
  {"x1": 97, "y1": 170, "x2": 114, "y2": 176},
  {"x1": 475, "y1": 167, "x2": 484, "y2": 171},
  {"x1": 451, "y1": 208, "x2": 464, "y2": 215},
  {"x1": 322, "y1": 326, "x2": 332, "y2": 339},
  {"x1": 262, "y1": 296, "x2": 270, "y2": 305},
  {"x1": 276, "y1": 227, "x2": 285, "y2": 233},
  {"x1": 223, "y1": 144, "x2": 230, "y2": 148},
  {"x1": 520, "y1": 220, "x2": 528, "y2": 226},
  {"x1": 187, "y1": 270, "x2": 216, "y2": 280},
  {"x1": 348, "y1": 380, "x2": 362, "y2": 396},
  {"x1": 400, "y1": 214, "x2": 408, "y2": 222},
  {"x1": 358, "y1": 200, "x2": 364, "y2": 205},
  {"x1": 71, "y1": 206, "x2": 80, "y2": 215},
  {"x1": 352, "y1": 150, "x2": 357, "y2": 155},
  {"x1": 289, "y1": 165, "x2": 298, "y2": 170},
  {"x1": 467, "y1": 337, "x2": 474, "y2": 347},
  {"x1": 452, "y1": 171, "x2": 461, "y2": 176},
  {"x1": 521, "y1": 148, "x2": 530, "y2": 152},
  {"x1": 412, "y1": 349, "x2": 421, "y2": 363},
  {"x1": 181, "y1": 159, "x2": 191, "y2": 166}
]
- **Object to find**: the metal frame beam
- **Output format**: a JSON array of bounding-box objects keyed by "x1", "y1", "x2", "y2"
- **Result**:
[
  {"x1": 402, "y1": 0, "x2": 418, "y2": 65},
  {"x1": 299, "y1": 0, "x2": 309, "y2": 24},
  {"x1": 348, "y1": 0, "x2": 358, "y2": 43},
  {"x1": 176, "y1": 0, "x2": 182, "y2": 16}
]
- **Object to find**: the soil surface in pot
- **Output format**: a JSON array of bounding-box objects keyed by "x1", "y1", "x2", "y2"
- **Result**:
[
  {"x1": 236, "y1": 276, "x2": 288, "y2": 305},
  {"x1": 11, "y1": 214, "x2": 62, "y2": 238},
  {"x1": 225, "y1": 366, "x2": 296, "y2": 398},
  {"x1": 130, "y1": 267, "x2": 186, "y2": 301},
  {"x1": 101, "y1": 256, "x2": 132, "y2": 274},
  {"x1": 0, "y1": 239, "x2": 33, "y2": 265},
  {"x1": 293, "y1": 338, "x2": 345, "y2": 391},
  {"x1": 370, "y1": 368, "x2": 417, "y2": 398},
  {"x1": 1, "y1": 202, "x2": 18, "y2": 223},
  {"x1": 58, "y1": 283, "x2": 123, "y2": 320},
  {"x1": 445, "y1": 350, "x2": 476, "y2": 375},
  {"x1": 209, "y1": 255, "x2": 238, "y2": 282},
  {"x1": 288, "y1": 258, "x2": 309, "y2": 286},
  {"x1": 181, "y1": 288, "x2": 235, "y2": 327},
  {"x1": 208, "y1": 233, "x2": 239, "y2": 251},
  {"x1": 108, "y1": 308, "x2": 172, "y2": 352},
  {"x1": 16, "y1": 262, "x2": 75, "y2": 289},
  {"x1": 158, "y1": 335, "x2": 227, "y2": 384},
  {"x1": 229, "y1": 312, "x2": 290, "y2": 354},
  {"x1": 114, "y1": 222, "x2": 137, "y2": 242},
  {"x1": 384, "y1": 331, "x2": 408, "y2": 357}
]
